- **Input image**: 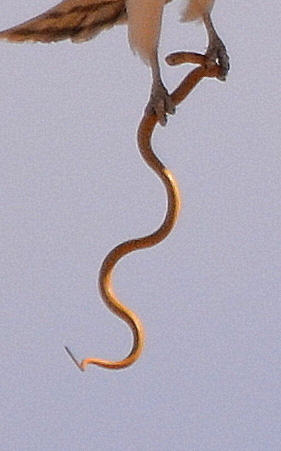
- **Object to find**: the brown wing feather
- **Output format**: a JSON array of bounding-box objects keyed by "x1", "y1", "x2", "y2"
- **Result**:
[{"x1": 0, "y1": 0, "x2": 127, "y2": 43}]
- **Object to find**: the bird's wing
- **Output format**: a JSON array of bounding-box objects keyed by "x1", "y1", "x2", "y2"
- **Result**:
[{"x1": 0, "y1": 0, "x2": 127, "y2": 43}]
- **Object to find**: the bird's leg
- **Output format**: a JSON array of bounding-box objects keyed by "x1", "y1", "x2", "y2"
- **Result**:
[
  {"x1": 203, "y1": 12, "x2": 229, "y2": 81},
  {"x1": 145, "y1": 51, "x2": 175, "y2": 126}
]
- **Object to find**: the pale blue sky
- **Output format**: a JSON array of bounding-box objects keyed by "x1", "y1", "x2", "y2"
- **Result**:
[{"x1": 0, "y1": 1, "x2": 280, "y2": 450}]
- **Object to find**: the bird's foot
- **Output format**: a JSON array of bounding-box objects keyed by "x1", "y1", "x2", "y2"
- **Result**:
[
  {"x1": 205, "y1": 36, "x2": 230, "y2": 81},
  {"x1": 145, "y1": 81, "x2": 175, "y2": 126}
]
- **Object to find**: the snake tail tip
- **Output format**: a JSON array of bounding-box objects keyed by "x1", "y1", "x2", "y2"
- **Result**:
[{"x1": 64, "y1": 346, "x2": 84, "y2": 371}]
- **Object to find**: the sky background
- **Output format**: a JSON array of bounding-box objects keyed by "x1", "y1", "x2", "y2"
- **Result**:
[{"x1": 0, "y1": 1, "x2": 280, "y2": 450}]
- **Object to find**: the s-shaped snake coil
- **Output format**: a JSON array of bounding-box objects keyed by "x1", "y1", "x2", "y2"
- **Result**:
[{"x1": 65, "y1": 53, "x2": 225, "y2": 371}]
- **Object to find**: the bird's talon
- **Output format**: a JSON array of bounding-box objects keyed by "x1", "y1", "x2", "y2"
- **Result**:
[
  {"x1": 204, "y1": 31, "x2": 230, "y2": 81},
  {"x1": 145, "y1": 86, "x2": 175, "y2": 126}
]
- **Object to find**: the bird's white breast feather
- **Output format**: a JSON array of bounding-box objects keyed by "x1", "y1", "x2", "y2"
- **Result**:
[
  {"x1": 126, "y1": 0, "x2": 166, "y2": 65},
  {"x1": 182, "y1": 0, "x2": 215, "y2": 21}
]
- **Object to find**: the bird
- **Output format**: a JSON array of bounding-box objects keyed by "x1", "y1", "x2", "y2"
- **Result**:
[{"x1": 0, "y1": 0, "x2": 229, "y2": 125}]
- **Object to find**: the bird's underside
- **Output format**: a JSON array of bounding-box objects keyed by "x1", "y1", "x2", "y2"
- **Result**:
[
  {"x1": 0, "y1": 0, "x2": 229, "y2": 125},
  {"x1": 0, "y1": 0, "x2": 174, "y2": 43}
]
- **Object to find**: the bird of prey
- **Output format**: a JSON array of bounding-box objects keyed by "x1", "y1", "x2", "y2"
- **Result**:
[{"x1": 0, "y1": 0, "x2": 229, "y2": 125}]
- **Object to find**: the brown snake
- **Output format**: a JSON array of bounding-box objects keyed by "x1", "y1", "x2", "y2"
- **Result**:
[{"x1": 65, "y1": 53, "x2": 224, "y2": 371}]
